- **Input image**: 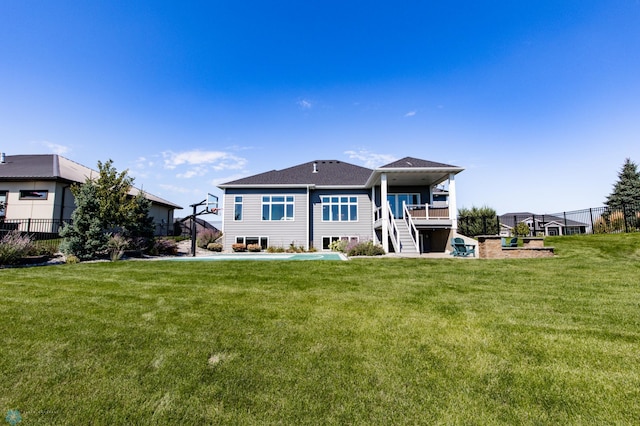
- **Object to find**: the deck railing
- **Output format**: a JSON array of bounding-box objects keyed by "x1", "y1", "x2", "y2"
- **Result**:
[
  {"x1": 405, "y1": 204, "x2": 451, "y2": 220},
  {"x1": 403, "y1": 203, "x2": 420, "y2": 252}
]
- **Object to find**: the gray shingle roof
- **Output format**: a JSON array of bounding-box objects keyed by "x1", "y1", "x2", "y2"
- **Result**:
[{"x1": 220, "y1": 160, "x2": 373, "y2": 187}]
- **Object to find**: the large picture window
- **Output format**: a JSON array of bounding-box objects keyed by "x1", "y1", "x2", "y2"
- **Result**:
[
  {"x1": 322, "y1": 196, "x2": 358, "y2": 221},
  {"x1": 234, "y1": 196, "x2": 243, "y2": 221},
  {"x1": 262, "y1": 196, "x2": 294, "y2": 221}
]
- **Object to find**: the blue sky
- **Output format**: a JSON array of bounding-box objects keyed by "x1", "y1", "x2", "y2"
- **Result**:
[{"x1": 2, "y1": 1, "x2": 639, "y2": 217}]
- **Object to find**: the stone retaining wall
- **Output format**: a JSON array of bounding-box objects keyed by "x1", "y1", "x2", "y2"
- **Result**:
[{"x1": 476, "y1": 235, "x2": 554, "y2": 259}]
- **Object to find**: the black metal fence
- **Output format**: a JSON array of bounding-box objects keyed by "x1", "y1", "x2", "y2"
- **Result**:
[
  {"x1": 458, "y1": 203, "x2": 640, "y2": 237},
  {"x1": 0, "y1": 218, "x2": 176, "y2": 250}
]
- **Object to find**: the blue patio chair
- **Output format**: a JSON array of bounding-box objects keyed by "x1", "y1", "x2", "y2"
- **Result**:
[
  {"x1": 451, "y1": 237, "x2": 476, "y2": 257},
  {"x1": 501, "y1": 237, "x2": 518, "y2": 247}
]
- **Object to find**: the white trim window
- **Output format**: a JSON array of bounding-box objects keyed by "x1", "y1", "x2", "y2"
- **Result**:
[
  {"x1": 236, "y1": 236, "x2": 269, "y2": 249},
  {"x1": 262, "y1": 196, "x2": 294, "y2": 221},
  {"x1": 322, "y1": 236, "x2": 359, "y2": 250},
  {"x1": 321, "y1": 196, "x2": 358, "y2": 222},
  {"x1": 234, "y1": 196, "x2": 243, "y2": 221}
]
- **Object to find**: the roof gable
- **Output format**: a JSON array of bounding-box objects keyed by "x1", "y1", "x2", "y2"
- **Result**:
[{"x1": 380, "y1": 156, "x2": 458, "y2": 169}]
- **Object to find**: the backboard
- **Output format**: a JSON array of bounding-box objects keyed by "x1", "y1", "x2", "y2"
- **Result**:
[{"x1": 206, "y1": 193, "x2": 219, "y2": 214}]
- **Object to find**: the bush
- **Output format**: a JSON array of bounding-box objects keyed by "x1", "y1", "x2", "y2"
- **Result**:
[
  {"x1": 207, "y1": 243, "x2": 223, "y2": 252},
  {"x1": 196, "y1": 229, "x2": 222, "y2": 249},
  {"x1": 247, "y1": 244, "x2": 262, "y2": 252},
  {"x1": 107, "y1": 234, "x2": 130, "y2": 261},
  {"x1": 27, "y1": 243, "x2": 57, "y2": 257},
  {"x1": 153, "y1": 238, "x2": 178, "y2": 255},
  {"x1": 267, "y1": 246, "x2": 286, "y2": 253},
  {"x1": 0, "y1": 231, "x2": 34, "y2": 265},
  {"x1": 232, "y1": 243, "x2": 246, "y2": 252},
  {"x1": 329, "y1": 239, "x2": 347, "y2": 252},
  {"x1": 347, "y1": 241, "x2": 385, "y2": 257},
  {"x1": 65, "y1": 254, "x2": 80, "y2": 264}
]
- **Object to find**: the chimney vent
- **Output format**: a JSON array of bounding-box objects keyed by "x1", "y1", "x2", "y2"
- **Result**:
[
  {"x1": 0, "y1": 153, "x2": 5, "y2": 164},
  {"x1": 312, "y1": 162, "x2": 318, "y2": 173}
]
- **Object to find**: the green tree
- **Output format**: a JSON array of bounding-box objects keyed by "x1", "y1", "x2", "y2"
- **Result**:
[
  {"x1": 457, "y1": 206, "x2": 499, "y2": 237},
  {"x1": 60, "y1": 160, "x2": 155, "y2": 259},
  {"x1": 60, "y1": 179, "x2": 109, "y2": 260},
  {"x1": 605, "y1": 158, "x2": 640, "y2": 231},
  {"x1": 513, "y1": 222, "x2": 531, "y2": 237}
]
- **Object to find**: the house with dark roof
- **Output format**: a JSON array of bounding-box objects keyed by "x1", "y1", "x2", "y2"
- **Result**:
[
  {"x1": 218, "y1": 157, "x2": 465, "y2": 254},
  {"x1": 499, "y1": 212, "x2": 588, "y2": 236},
  {"x1": 0, "y1": 153, "x2": 182, "y2": 235}
]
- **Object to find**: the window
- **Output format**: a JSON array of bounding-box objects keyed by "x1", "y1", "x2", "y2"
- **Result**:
[
  {"x1": 234, "y1": 196, "x2": 243, "y2": 221},
  {"x1": 262, "y1": 196, "x2": 294, "y2": 221},
  {"x1": 0, "y1": 191, "x2": 6, "y2": 217},
  {"x1": 19, "y1": 190, "x2": 48, "y2": 200},
  {"x1": 321, "y1": 196, "x2": 358, "y2": 221},
  {"x1": 387, "y1": 193, "x2": 420, "y2": 218},
  {"x1": 236, "y1": 236, "x2": 269, "y2": 249},
  {"x1": 322, "y1": 236, "x2": 359, "y2": 250}
]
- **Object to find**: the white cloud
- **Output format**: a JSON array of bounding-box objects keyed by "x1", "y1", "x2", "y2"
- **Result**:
[
  {"x1": 210, "y1": 173, "x2": 246, "y2": 186},
  {"x1": 162, "y1": 150, "x2": 247, "y2": 177},
  {"x1": 297, "y1": 99, "x2": 313, "y2": 109},
  {"x1": 40, "y1": 141, "x2": 70, "y2": 155},
  {"x1": 405, "y1": 111, "x2": 417, "y2": 117},
  {"x1": 158, "y1": 183, "x2": 202, "y2": 195},
  {"x1": 345, "y1": 150, "x2": 398, "y2": 169}
]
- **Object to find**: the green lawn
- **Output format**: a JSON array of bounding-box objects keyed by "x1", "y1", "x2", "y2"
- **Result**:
[{"x1": 1, "y1": 234, "x2": 639, "y2": 424}]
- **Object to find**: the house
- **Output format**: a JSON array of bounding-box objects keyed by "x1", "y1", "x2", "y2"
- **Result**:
[
  {"x1": 0, "y1": 153, "x2": 182, "y2": 235},
  {"x1": 499, "y1": 212, "x2": 588, "y2": 236},
  {"x1": 174, "y1": 216, "x2": 220, "y2": 237},
  {"x1": 217, "y1": 157, "x2": 464, "y2": 254}
]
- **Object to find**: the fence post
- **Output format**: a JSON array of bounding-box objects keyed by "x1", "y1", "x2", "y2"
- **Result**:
[
  {"x1": 589, "y1": 208, "x2": 594, "y2": 234},
  {"x1": 482, "y1": 216, "x2": 487, "y2": 235},
  {"x1": 26, "y1": 218, "x2": 31, "y2": 233},
  {"x1": 532, "y1": 214, "x2": 536, "y2": 236},
  {"x1": 623, "y1": 203, "x2": 629, "y2": 233},
  {"x1": 563, "y1": 212, "x2": 568, "y2": 236},
  {"x1": 496, "y1": 215, "x2": 500, "y2": 235}
]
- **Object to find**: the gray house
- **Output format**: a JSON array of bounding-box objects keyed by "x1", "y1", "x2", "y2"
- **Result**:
[
  {"x1": 499, "y1": 212, "x2": 588, "y2": 236},
  {"x1": 218, "y1": 157, "x2": 464, "y2": 254}
]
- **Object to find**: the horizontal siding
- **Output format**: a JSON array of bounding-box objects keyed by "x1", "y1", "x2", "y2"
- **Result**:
[
  {"x1": 311, "y1": 189, "x2": 373, "y2": 250},
  {"x1": 222, "y1": 188, "x2": 308, "y2": 250}
]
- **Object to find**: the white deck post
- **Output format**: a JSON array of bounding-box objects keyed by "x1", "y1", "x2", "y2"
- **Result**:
[
  {"x1": 381, "y1": 173, "x2": 389, "y2": 253},
  {"x1": 449, "y1": 172, "x2": 458, "y2": 231}
]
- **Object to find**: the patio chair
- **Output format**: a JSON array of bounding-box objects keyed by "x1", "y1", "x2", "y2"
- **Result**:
[
  {"x1": 501, "y1": 237, "x2": 518, "y2": 247},
  {"x1": 451, "y1": 237, "x2": 476, "y2": 257}
]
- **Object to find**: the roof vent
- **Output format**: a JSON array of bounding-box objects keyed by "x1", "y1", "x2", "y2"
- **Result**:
[
  {"x1": 0, "y1": 153, "x2": 5, "y2": 164},
  {"x1": 312, "y1": 162, "x2": 318, "y2": 173}
]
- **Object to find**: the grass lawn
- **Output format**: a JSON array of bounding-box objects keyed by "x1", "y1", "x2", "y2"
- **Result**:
[{"x1": 1, "y1": 234, "x2": 639, "y2": 424}]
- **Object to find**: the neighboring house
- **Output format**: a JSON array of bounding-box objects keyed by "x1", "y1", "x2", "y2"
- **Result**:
[
  {"x1": 499, "y1": 212, "x2": 588, "y2": 236},
  {"x1": 0, "y1": 153, "x2": 182, "y2": 235},
  {"x1": 174, "y1": 216, "x2": 220, "y2": 237},
  {"x1": 218, "y1": 157, "x2": 464, "y2": 254}
]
